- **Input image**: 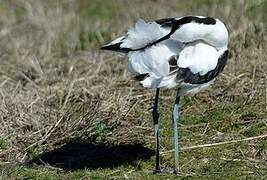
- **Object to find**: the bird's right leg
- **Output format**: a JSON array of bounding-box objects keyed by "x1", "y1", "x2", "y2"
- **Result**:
[
  {"x1": 172, "y1": 89, "x2": 180, "y2": 174},
  {"x1": 152, "y1": 88, "x2": 161, "y2": 173}
]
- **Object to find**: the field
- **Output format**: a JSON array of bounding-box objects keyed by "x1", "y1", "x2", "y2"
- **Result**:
[{"x1": 0, "y1": 0, "x2": 266, "y2": 179}]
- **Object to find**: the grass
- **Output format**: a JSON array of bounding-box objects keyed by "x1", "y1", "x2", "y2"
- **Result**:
[{"x1": 0, "y1": 0, "x2": 266, "y2": 179}]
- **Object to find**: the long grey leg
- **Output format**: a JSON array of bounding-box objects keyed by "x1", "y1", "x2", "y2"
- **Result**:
[
  {"x1": 153, "y1": 88, "x2": 160, "y2": 173},
  {"x1": 172, "y1": 90, "x2": 180, "y2": 174}
]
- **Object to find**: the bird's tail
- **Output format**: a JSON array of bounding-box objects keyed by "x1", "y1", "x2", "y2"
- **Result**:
[
  {"x1": 101, "y1": 19, "x2": 169, "y2": 53},
  {"x1": 100, "y1": 36, "x2": 131, "y2": 53}
]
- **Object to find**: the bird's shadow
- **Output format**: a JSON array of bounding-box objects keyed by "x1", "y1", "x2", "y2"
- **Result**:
[{"x1": 29, "y1": 139, "x2": 154, "y2": 171}]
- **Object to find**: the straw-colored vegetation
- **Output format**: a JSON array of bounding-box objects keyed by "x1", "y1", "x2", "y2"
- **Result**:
[{"x1": 0, "y1": 0, "x2": 266, "y2": 179}]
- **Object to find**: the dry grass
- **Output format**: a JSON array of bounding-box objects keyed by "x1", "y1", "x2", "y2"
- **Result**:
[{"x1": 0, "y1": 0, "x2": 266, "y2": 179}]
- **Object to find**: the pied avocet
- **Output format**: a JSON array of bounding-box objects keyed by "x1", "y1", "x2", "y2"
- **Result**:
[{"x1": 101, "y1": 16, "x2": 229, "y2": 174}]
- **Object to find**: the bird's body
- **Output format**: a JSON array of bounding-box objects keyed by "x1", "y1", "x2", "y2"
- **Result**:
[
  {"x1": 101, "y1": 16, "x2": 229, "y2": 174},
  {"x1": 102, "y1": 16, "x2": 229, "y2": 95}
]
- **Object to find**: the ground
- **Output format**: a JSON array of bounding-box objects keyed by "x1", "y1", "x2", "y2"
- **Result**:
[{"x1": 0, "y1": 0, "x2": 266, "y2": 179}]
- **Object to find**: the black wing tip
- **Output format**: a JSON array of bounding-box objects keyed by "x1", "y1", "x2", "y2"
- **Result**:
[
  {"x1": 100, "y1": 43, "x2": 131, "y2": 53},
  {"x1": 100, "y1": 43, "x2": 120, "y2": 50}
]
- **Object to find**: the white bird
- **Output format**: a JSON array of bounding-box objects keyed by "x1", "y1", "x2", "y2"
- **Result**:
[{"x1": 101, "y1": 16, "x2": 229, "y2": 174}]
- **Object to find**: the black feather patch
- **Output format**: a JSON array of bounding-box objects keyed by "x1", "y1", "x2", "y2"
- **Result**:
[
  {"x1": 155, "y1": 17, "x2": 175, "y2": 27},
  {"x1": 156, "y1": 16, "x2": 216, "y2": 29},
  {"x1": 134, "y1": 73, "x2": 149, "y2": 81},
  {"x1": 176, "y1": 50, "x2": 229, "y2": 84},
  {"x1": 168, "y1": 55, "x2": 178, "y2": 73}
]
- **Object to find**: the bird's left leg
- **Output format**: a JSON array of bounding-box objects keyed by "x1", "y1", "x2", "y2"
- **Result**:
[
  {"x1": 172, "y1": 89, "x2": 180, "y2": 174},
  {"x1": 152, "y1": 88, "x2": 161, "y2": 173}
]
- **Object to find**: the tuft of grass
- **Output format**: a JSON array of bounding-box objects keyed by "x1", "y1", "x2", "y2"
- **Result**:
[
  {"x1": 257, "y1": 139, "x2": 267, "y2": 151},
  {"x1": 0, "y1": 139, "x2": 8, "y2": 150},
  {"x1": 94, "y1": 121, "x2": 108, "y2": 144}
]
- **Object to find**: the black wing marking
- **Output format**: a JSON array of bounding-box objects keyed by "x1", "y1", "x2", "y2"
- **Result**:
[
  {"x1": 156, "y1": 16, "x2": 216, "y2": 28},
  {"x1": 155, "y1": 17, "x2": 175, "y2": 28},
  {"x1": 100, "y1": 42, "x2": 132, "y2": 53},
  {"x1": 176, "y1": 50, "x2": 229, "y2": 84}
]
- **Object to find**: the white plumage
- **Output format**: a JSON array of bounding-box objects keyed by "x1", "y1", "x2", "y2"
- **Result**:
[{"x1": 121, "y1": 19, "x2": 169, "y2": 49}]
